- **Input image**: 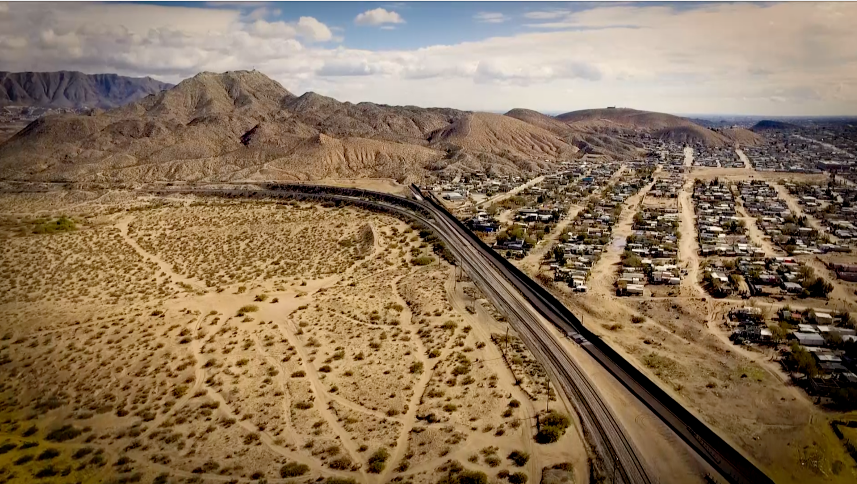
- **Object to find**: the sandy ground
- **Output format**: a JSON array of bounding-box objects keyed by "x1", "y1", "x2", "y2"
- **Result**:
[
  {"x1": 0, "y1": 191, "x2": 582, "y2": 484},
  {"x1": 771, "y1": 181, "x2": 839, "y2": 244},
  {"x1": 516, "y1": 204, "x2": 583, "y2": 274},
  {"x1": 587, "y1": 180, "x2": 655, "y2": 297},
  {"x1": 478, "y1": 176, "x2": 546, "y2": 208},
  {"x1": 684, "y1": 147, "x2": 694, "y2": 168},
  {"x1": 313, "y1": 178, "x2": 409, "y2": 196},
  {"x1": 735, "y1": 149, "x2": 751, "y2": 169},
  {"x1": 735, "y1": 202, "x2": 782, "y2": 258},
  {"x1": 678, "y1": 179, "x2": 706, "y2": 298},
  {"x1": 692, "y1": 167, "x2": 829, "y2": 184}
]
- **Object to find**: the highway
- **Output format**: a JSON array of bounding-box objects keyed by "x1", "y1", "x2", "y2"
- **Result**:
[{"x1": 152, "y1": 182, "x2": 773, "y2": 484}]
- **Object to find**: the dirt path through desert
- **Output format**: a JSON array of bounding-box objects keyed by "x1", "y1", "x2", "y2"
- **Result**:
[
  {"x1": 735, "y1": 148, "x2": 751, "y2": 169},
  {"x1": 678, "y1": 178, "x2": 706, "y2": 297},
  {"x1": 771, "y1": 182, "x2": 838, "y2": 243},
  {"x1": 516, "y1": 204, "x2": 583, "y2": 273},
  {"x1": 115, "y1": 215, "x2": 206, "y2": 292},
  {"x1": 734, "y1": 203, "x2": 782, "y2": 257},
  {"x1": 588, "y1": 180, "x2": 656, "y2": 296}
]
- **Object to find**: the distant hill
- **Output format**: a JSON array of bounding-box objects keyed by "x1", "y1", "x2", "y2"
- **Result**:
[
  {"x1": 0, "y1": 71, "x2": 173, "y2": 109},
  {"x1": 0, "y1": 71, "x2": 575, "y2": 183},
  {"x1": 554, "y1": 107, "x2": 745, "y2": 147},
  {"x1": 751, "y1": 120, "x2": 799, "y2": 131}
]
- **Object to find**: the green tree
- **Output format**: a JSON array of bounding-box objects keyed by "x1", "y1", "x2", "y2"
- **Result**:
[{"x1": 553, "y1": 246, "x2": 566, "y2": 265}]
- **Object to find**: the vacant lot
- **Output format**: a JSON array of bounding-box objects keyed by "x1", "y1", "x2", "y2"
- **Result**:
[{"x1": 0, "y1": 191, "x2": 582, "y2": 484}]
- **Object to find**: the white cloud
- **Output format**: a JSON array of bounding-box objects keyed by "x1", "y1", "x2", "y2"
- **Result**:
[
  {"x1": 523, "y1": 10, "x2": 570, "y2": 20},
  {"x1": 295, "y1": 16, "x2": 332, "y2": 42},
  {"x1": 0, "y1": 2, "x2": 855, "y2": 115},
  {"x1": 473, "y1": 12, "x2": 510, "y2": 24},
  {"x1": 354, "y1": 8, "x2": 404, "y2": 26}
]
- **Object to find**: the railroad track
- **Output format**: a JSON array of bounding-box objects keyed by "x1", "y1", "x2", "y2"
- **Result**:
[{"x1": 418, "y1": 187, "x2": 652, "y2": 484}]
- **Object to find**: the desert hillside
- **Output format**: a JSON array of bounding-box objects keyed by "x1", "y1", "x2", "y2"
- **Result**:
[
  {"x1": 554, "y1": 107, "x2": 760, "y2": 148},
  {"x1": 0, "y1": 71, "x2": 586, "y2": 183},
  {"x1": 0, "y1": 71, "x2": 173, "y2": 109},
  {"x1": 0, "y1": 71, "x2": 761, "y2": 184}
]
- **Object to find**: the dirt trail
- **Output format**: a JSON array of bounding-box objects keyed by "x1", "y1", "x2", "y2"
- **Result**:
[
  {"x1": 734, "y1": 203, "x2": 782, "y2": 257},
  {"x1": 771, "y1": 182, "x2": 838, "y2": 243},
  {"x1": 498, "y1": 209, "x2": 515, "y2": 226},
  {"x1": 678, "y1": 179, "x2": 705, "y2": 297},
  {"x1": 380, "y1": 272, "x2": 433, "y2": 483},
  {"x1": 800, "y1": 257, "x2": 857, "y2": 312},
  {"x1": 479, "y1": 175, "x2": 546, "y2": 208},
  {"x1": 684, "y1": 147, "x2": 694, "y2": 168},
  {"x1": 588, "y1": 180, "x2": 655, "y2": 296},
  {"x1": 280, "y1": 318, "x2": 367, "y2": 481},
  {"x1": 735, "y1": 149, "x2": 752, "y2": 169},
  {"x1": 139, "y1": 314, "x2": 208, "y2": 439},
  {"x1": 115, "y1": 216, "x2": 206, "y2": 292},
  {"x1": 517, "y1": 204, "x2": 583, "y2": 273}
]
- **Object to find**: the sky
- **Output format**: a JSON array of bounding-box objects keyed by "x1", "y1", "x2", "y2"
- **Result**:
[{"x1": 0, "y1": 1, "x2": 855, "y2": 116}]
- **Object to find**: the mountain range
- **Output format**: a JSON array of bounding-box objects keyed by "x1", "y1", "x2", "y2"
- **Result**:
[
  {"x1": 0, "y1": 70, "x2": 760, "y2": 183},
  {"x1": 0, "y1": 71, "x2": 173, "y2": 109}
]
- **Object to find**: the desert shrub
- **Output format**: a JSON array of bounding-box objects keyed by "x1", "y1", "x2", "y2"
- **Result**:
[
  {"x1": 281, "y1": 462, "x2": 309, "y2": 477},
  {"x1": 255, "y1": 294, "x2": 268, "y2": 302},
  {"x1": 243, "y1": 433, "x2": 260, "y2": 445},
  {"x1": 72, "y1": 447, "x2": 93, "y2": 459},
  {"x1": 437, "y1": 469, "x2": 488, "y2": 484},
  {"x1": 508, "y1": 472, "x2": 528, "y2": 484},
  {"x1": 22, "y1": 425, "x2": 38, "y2": 437},
  {"x1": 0, "y1": 443, "x2": 17, "y2": 454},
  {"x1": 631, "y1": 315, "x2": 645, "y2": 324},
  {"x1": 290, "y1": 370, "x2": 306, "y2": 378},
  {"x1": 294, "y1": 401, "x2": 313, "y2": 410},
  {"x1": 508, "y1": 399, "x2": 520, "y2": 408},
  {"x1": 33, "y1": 216, "x2": 76, "y2": 235},
  {"x1": 325, "y1": 479, "x2": 358, "y2": 484},
  {"x1": 34, "y1": 464, "x2": 59, "y2": 477},
  {"x1": 409, "y1": 361, "x2": 424, "y2": 374},
  {"x1": 237, "y1": 305, "x2": 258, "y2": 316},
  {"x1": 367, "y1": 448, "x2": 389, "y2": 473},
  {"x1": 319, "y1": 365, "x2": 332, "y2": 373},
  {"x1": 484, "y1": 455, "x2": 501, "y2": 467},
  {"x1": 14, "y1": 454, "x2": 33, "y2": 465},
  {"x1": 443, "y1": 403, "x2": 457, "y2": 412},
  {"x1": 535, "y1": 411, "x2": 571, "y2": 444},
  {"x1": 46, "y1": 425, "x2": 82, "y2": 442},
  {"x1": 428, "y1": 349, "x2": 441, "y2": 358},
  {"x1": 413, "y1": 256, "x2": 435, "y2": 266},
  {"x1": 507, "y1": 450, "x2": 529, "y2": 467},
  {"x1": 38, "y1": 448, "x2": 60, "y2": 460},
  {"x1": 328, "y1": 456, "x2": 352, "y2": 470}
]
